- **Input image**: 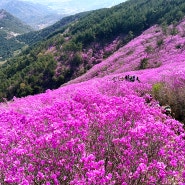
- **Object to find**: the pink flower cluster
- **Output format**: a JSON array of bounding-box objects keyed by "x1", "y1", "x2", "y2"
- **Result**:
[
  {"x1": 0, "y1": 77, "x2": 185, "y2": 184},
  {"x1": 81, "y1": 38, "x2": 120, "y2": 67}
]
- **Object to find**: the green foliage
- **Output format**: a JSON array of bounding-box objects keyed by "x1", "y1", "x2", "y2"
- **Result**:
[
  {"x1": 139, "y1": 58, "x2": 149, "y2": 70},
  {"x1": 145, "y1": 45, "x2": 154, "y2": 54},
  {"x1": 170, "y1": 27, "x2": 179, "y2": 36},
  {"x1": 125, "y1": 31, "x2": 134, "y2": 42},
  {"x1": 70, "y1": 53, "x2": 82, "y2": 67},
  {"x1": 0, "y1": 34, "x2": 25, "y2": 60},
  {"x1": 63, "y1": 42, "x2": 82, "y2": 52},
  {"x1": 152, "y1": 82, "x2": 164, "y2": 100},
  {"x1": 157, "y1": 38, "x2": 164, "y2": 48},
  {"x1": 161, "y1": 23, "x2": 167, "y2": 35},
  {"x1": 74, "y1": 29, "x2": 95, "y2": 46},
  {"x1": 55, "y1": 36, "x2": 65, "y2": 50},
  {"x1": 0, "y1": 53, "x2": 57, "y2": 100}
]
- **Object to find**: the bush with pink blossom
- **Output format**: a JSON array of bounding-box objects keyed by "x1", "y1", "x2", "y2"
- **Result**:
[{"x1": 0, "y1": 77, "x2": 185, "y2": 184}]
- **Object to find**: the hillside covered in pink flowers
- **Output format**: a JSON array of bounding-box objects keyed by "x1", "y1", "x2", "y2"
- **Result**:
[
  {"x1": 0, "y1": 18, "x2": 185, "y2": 185},
  {"x1": 70, "y1": 20, "x2": 185, "y2": 84},
  {"x1": 69, "y1": 19, "x2": 185, "y2": 122}
]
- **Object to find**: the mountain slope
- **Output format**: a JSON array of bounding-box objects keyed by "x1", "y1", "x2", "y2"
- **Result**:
[
  {"x1": 0, "y1": 0, "x2": 185, "y2": 101},
  {"x1": 68, "y1": 20, "x2": 185, "y2": 122},
  {"x1": 0, "y1": 26, "x2": 184, "y2": 184},
  {"x1": 68, "y1": 23, "x2": 185, "y2": 83},
  {"x1": 0, "y1": 11, "x2": 90, "y2": 61},
  {"x1": 0, "y1": 60, "x2": 184, "y2": 184},
  {"x1": 0, "y1": 9, "x2": 33, "y2": 61},
  {"x1": 0, "y1": 9, "x2": 32, "y2": 34}
]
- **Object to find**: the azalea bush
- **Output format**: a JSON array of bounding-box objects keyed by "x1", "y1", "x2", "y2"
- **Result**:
[
  {"x1": 69, "y1": 22, "x2": 185, "y2": 123},
  {"x1": 0, "y1": 78, "x2": 185, "y2": 184}
]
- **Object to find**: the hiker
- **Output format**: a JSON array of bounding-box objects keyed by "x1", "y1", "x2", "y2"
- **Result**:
[
  {"x1": 136, "y1": 76, "x2": 140, "y2": 82},
  {"x1": 125, "y1": 75, "x2": 140, "y2": 83},
  {"x1": 162, "y1": 105, "x2": 172, "y2": 116},
  {"x1": 125, "y1": 75, "x2": 129, "y2": 81},
  {"x1": 129, "y1": 75, "x2": 135, "y2": 82}
]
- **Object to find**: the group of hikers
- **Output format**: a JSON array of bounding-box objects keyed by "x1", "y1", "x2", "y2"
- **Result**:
[
  {"x1": 112, "y1": 74, "x2": 141, "y2": 82},
  {"x1": 125, "y1": 75, "x2": 140, "y2": 82}
]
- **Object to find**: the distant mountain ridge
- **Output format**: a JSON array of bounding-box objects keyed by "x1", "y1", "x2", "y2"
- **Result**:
[
  {"x1": 0, "y1": 9, "x2": 33, "y2": 61},
  {"x1": 0, "y1": 0, "x2": 64, "y2": 30},
  {"x1": 1, "y1": 0, "x2": 127, "y2": 30},
  {"x1": 0, "y1": 9, "x2": 32, "y2": 34},
  {"x1": 0, "y1": 10, "x2": 90, "y2": 61},
  {"x1": 24, "y1": 0, "x2": 127, "y2": 14}
]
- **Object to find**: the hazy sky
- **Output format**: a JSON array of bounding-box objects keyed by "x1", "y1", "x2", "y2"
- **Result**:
[
  {"x1": 21, "y1": 0, "x2": 73, "y2": 3},
  {"x1": 21, "y1": 0, "x2": 127, "y2": 14},
  {"x1": 22, "y1": 0, "x2": 125, "y2": 4}
]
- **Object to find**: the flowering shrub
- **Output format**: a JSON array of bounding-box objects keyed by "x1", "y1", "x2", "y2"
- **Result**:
[
  {"x1": 0, "y1": 77, "x2": 185, "y2": 184},
  {"x1": 67, "y1": 21, "x2": 185, "y2": 122}
]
